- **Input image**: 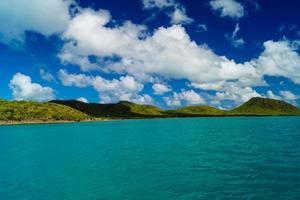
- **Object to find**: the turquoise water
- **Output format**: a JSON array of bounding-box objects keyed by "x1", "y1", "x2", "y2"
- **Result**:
[{"x1": 1, "y1": 117, "x2": 300, "y2": 200}]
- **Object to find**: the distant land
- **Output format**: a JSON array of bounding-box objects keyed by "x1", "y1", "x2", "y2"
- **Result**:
[{"x1": 1, "y1": 97, "x2": 300, "y2": 125}]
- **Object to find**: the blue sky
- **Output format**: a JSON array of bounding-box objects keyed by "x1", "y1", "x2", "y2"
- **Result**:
[{"x1": 0, "y1": 0, "x2": 300, "y2": 109}]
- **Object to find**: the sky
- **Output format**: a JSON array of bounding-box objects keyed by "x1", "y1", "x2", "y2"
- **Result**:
[{"x1": 0, "y1": 0, "x2": 300, "y2": 109}]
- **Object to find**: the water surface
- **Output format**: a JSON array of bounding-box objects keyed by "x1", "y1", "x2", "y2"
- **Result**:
[{"x1": 1, "y1": 117, "x2": 300, "y2": 199}]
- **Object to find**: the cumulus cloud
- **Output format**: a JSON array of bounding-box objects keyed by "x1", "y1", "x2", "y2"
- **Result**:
[
  {"x1": 210, "y1": 0, "x2": 244, "y2": 19},
  {"x1": 152, "y1": 83, "x2": 172, "y2": 95},
  {"x1": 58, "y1": 69, "x2": 152, "y2": 104},
  {"x1": 77, "y1": 97, "x2": 89, "y2": 103},
  {"x1": 9, "y1": 73, "x2": 55, "y2": 101},
  {"x1": 59, "y1": 9, "x2": 147, "y2": 71},
  {"x1": 255, "y1": 40, "x2": 300, "y2": 84},
  {"x1": 59, "y1": 9, "x2": 262, "y2": 86},
  {"x1": 0, "y1": 0, "x2": 74, "y2": 46},
  {"x1": 55, "y1": 7, "x2": 300, "y2": 107},
  {"x1": 226, "y1": 23, "x2": 245, "y2": 48},
  {"x1": 164, "y1": 90, "x2": 205, "y2": 107}
]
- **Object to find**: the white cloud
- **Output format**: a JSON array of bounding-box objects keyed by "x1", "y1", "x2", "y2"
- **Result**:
[
  {"x1": 77, "y1": 97, "x2": 89, "y2": 103},
  {"x1": 58, "y1": 69, "x2": 152, "y2": 104},
  {"x1": 210, "y1": 0, "x2": 244, "y2": 19},
  {"x1": 279, "y1": 91, "x2": 298, "y2": 101},
  {"x1": 142, "y1": 0, "x2": 193, "y2": 25},
  {"x1": 130, "y1": 94, "x2": 153, "y2": 105},
  {"x1": 58, "y1": 7, "x2": 300, "y2": 107},
  {"x1": 93, "y1": 75, "x2": 143, "y2": 99},
  {"x1": 266, "y1": 90, "x2": 299, "y2": 104},
  {"x1": 40, "y1": 69, "x2": 55, "y2": 82},
  {"x1": 93, "y1": 74, "x2": 153, "y2": 104},
  {"x1": 59, "y1": 9, "x2": 147, "y2": 71},
  {"x1": 189, "y1": 81, "x2": 225, "y2": 91},
  {"x1": 152, "y1": 83, "x2": 172, "y2": 95},
  {"x1": 169, "y1": 7, "x2": 193, "y2": 25},
  {"x1": 9, "y1": 73, "x2": 55, "y2": 102},
  {"x1": 58, "y1": 69, "x2": 93, "y2": 87},
  {"x1": 255, "y1": 40, "x2": 300, "y2": 84},
  {"x1": 266, "y1": 90, "x2": 281, "y2": 100},
  {"x1": 0, "y1": 0, "x2": 74, "y2": 46},
  {"x1": 214, "y1": 84, "x2": 261, "y2": 104},
  {"x1": 191, "y1": 80, "x2": 262, "y2": 107},
  {"x1": 142, "y1": 0, "x2": 175, "y2": 9},
  {"x1": 164, "y1": 90, "x2": 205, "y2": 107},
  {"x1": 55, "y1": 9, "x2": 263, "y2": 106},
  {"x1": 227, "y1": 23, "x2": 245, "y2": 48},
  {"x1": 59, "y1": 10, "x2": 262, "y2": 86}
]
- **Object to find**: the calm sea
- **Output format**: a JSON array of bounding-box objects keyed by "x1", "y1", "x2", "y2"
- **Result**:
[{"x1": 1, "y1": 117, "x2": 300, "y2": 200}]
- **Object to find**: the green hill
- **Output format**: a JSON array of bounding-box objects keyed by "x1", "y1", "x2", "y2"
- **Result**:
[
  {"x1": 229, "y1": 97, "x2": 300, "y2": 116},
  {"x1": 52, "y1": 97, "x2": 300, "y2": 119},
  {"x1": 0, "y1": 99, "x2": 92, "y2": 123},
  {"x1": 165, "y1": 105, "x2": 225, "y2": 116},
  {"x1": 1, "y1": 97, "x2": 299, "y2": 124},
  {"x1": 50, "y1": 100, "x2": 164, "y2": 118}
]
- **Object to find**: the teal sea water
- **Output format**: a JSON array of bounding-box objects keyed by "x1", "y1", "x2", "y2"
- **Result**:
[{"x1": 1, "y1": 117, "x2": 300, "y2": 200}]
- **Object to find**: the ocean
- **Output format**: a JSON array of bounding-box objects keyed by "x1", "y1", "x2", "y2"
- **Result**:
[{"x1": 1, "y1": 117, "x2": 300, "y2": 199}]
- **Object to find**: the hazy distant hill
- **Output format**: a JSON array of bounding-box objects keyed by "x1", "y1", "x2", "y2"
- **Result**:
[
  {"x1": 229, "y1": 97, "x2": 300, "y2": 115},
  {"x1": 0, "y1": 99, "x2": 92, "y2": 122}
]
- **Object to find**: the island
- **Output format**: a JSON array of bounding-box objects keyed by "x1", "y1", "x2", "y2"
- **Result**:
[{"x1": 1, "y1": 97, "x2": 300, "y2": 125}]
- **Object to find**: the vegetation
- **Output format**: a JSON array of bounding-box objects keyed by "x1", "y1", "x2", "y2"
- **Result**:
[
  {"x1": 165, "y1": 105, "x2": 225, "y2": 116},
  {"x1": 121, "y1": 101, "x2": 164, "y2": 116},
  {"x1": 1, "y1": 97, "x2": 300, "y2": 124},
  {"x1": 0, "y1": 99, "x2": 92, "y2": 122},
  {"x1": 50, "y1": 100, "x2": 164, "y2": 118},
  {"x1": 52, "y1": 97, "x2": 300, "y2": 119},
  {"x1": 229, "y1": 97, "x2": 300, "y2": 115}
]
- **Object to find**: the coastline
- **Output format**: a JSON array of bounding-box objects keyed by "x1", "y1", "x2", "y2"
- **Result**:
[
  {"x1": 0, "y1": 119, "x2": 107, "y2": 126},
  {"x1": 1, "y1": 98, "x2": 300, "y2": 126},
  {"x1": 1, "y1": 115, "x2": 299, "y2": 126}
]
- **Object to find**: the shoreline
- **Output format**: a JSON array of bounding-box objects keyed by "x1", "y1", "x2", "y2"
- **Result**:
[
  {"x1": 0, "y1": 119, "x2": 107, "y2": 126},
  {"x1": 1, "y1": 115, "x2": 299, "y2": 126}
]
